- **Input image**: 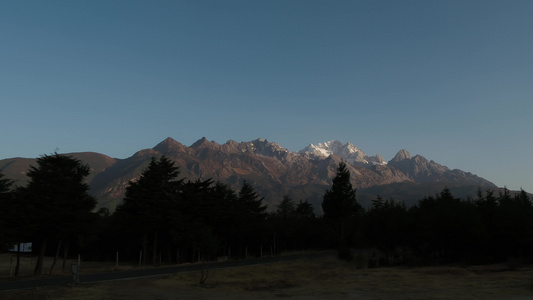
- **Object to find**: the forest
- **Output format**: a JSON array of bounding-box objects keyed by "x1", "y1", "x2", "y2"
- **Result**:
[{"x1": 1, "y1": 153, "x2": 532, "y2": 276}]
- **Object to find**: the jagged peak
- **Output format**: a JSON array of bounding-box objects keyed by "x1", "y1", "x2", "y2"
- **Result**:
[
  {"x1": 391, "y1": 149, "x2": 412, "y2": 162},
  {"x1": 162, "y1": 137, "x2": 177, "y2": 143},
  {"x1": 299, "y1": 140, "x2": 370, "y2": 165},
  {"x1": 368, "y1": 153, "x2": 387, "y2": 165},
  {"x1": 155, "y1": 137, "x2": 180, "y2": 147},
  {"x1": 224, "y1": 139, "x2": 239, "y2": 146},
  {"x1": 191, "y1": 137, "x2": 208, "y2": 146},
  {"x1": 153, "y1": 137, "x2": 186, "y2": 154},
  {"x1": 251, "y1": 138, "x2": 284, "y2": 149},
  {"x1": 190, "y1": 137, "x2": 220, "y2": 149},
  {"x1": 301, "y1": 140, "x2": 363, "y2": 154},
  {"x1": 413, "y1": 154, "x2": 428, "y2": 162},
  {"x1": 235, "y1": 138, "x2": 289, "y2": 157}
]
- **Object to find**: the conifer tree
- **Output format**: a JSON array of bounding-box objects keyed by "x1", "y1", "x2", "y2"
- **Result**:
[
  {"x1": 322, "y1": 162, "x2": 362, "y2": 260},
  {"x1": 234, "y1": 180, "x2": 267, "y2": 257},
  {"x1": 365, "y1": 196, "x2": 408, "y2": 264},
  {"x1": 276, "y1": 195, "x2": 295, "y2": 219},
  {"x1": 496, "y1": 188, "x2": 533, "y2": 259},
  {"x1": 322, "y1": 162, "x2": 362, "y2": 241},
  {"x1": 0, "y1": 172, "x2": 14, "y2": 250},
  {"x1": 115, "y1": 156, "x2": 182, "y2": 265},
  {"x1": 273, "y1": 195, "x2": 296, "y2": 253},
  {"x1": 238, "y1": 180, "x2": 267, "y2": 216},
  {"x1": 0, "y1": 171, "x2": 12, "y2": 199},
  {"x1": 295, "y1": 200, "x2": 314, "y2": 219},
  {"x1": 22, "y1": 153, "x2": 96, "y2": 275},
  {"x1": 293, "y1": 200, "x2": 318, "y2": 250}
]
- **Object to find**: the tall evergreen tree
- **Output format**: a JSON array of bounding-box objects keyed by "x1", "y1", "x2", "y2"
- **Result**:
[
  {"x1": 0, "y1": 173, "x2": 36, "y2": 275},
  {"x1": 473, "y1": 189, "x2": 501, "y2": 262},
  {"x1": 0, "y1": 172, "x2": 14, "y2": 250},
  {"x1": 115, "y1": 156, "x2": 183, "y2": 265},
  {"x1": 276, "y1": 195, "x2": 295, "y2": 219},
  {"x1": 293, "y1": 200, "x2": 320, "y2": 250},
  {"x1": 0, "y1": 171, "x2": 12, "y2": 199},
  {"x1": 295, "y1": 200, "x2": 315, "y2": 219},
  {"x1": 21, "y1": 153, "x2": 97, "y2": 275},
  {"x1": 238, "y1": 180, "x2": 267, "y2": 217},
  {"x1": 273, "y1": 195, "x2": 296, "y2": 253},
  {"x1": 496, "y1": 188, "x2": 533, "y2": 259},
  {"x1": 178, "y1": 178, "x2": 220, "y2": 262},
  {"x1": 322, "y1": 162, "x2": 362, "y2": 241},
  {"x1": 365, "y1": 196, "x2": 409, "y2": 265},
  {"x1": 203, "y1": 181, "x2": 238, "y2": 258},
  {"x1": 233, "y1": 180, "x2": 267, "y2": 257},
  {"x1": 322, "y1": 162, "x2": 363, "y2": 260},
  {"x1": 409, "y1": 187, "x2": 481, "y2": 262}
]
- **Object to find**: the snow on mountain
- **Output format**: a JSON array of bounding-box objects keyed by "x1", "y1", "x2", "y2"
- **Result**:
[{"x1": 298, "y1": 140, "x2": 386, "y2": 167}]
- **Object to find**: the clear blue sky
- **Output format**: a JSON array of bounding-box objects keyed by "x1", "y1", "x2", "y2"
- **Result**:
[{"x1": 1, "y1": 0, "x2": 532, "y2": 192}]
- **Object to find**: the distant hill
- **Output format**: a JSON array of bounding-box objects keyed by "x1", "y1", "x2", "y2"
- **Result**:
[{"x1": 0, "y1": 137, "x2": 499, "y2": 212}]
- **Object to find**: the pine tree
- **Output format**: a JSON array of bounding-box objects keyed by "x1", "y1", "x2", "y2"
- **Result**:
[
  {"x1": 0, "y1": 172, "x2": 14, "y2": 251},
  {"x1": 410, "y1": 187, "x2": 481, "y2": 262},
  {"x1": 322, "y1": 162, "x2": 362, "y2": 240},
  {"x1": 365, "y1": 197, "x2": 408, "y2": 265},
  {"x1": 22, "y1": 153, "x2": 97, "y2": 275},
  {"x1": 276, "y1": 195, "x2": 295, "y2": 219},
  {"x1": 0, "y1": 171, "x2": 12, "y2": 199},
  {"x1": 274, "y1": 195, "x2": 296, "y2": 253},
  {"x1": 497, "y1": 188, "x2": 533, "y2": 259},
  {"x1": 295, "y1": 200, "x2": 315, "y2": 219},
  {"x1": 238, "y1": 180, "x2": 267, "y2": 217},
  {"x1": 115, "y1": 156, "x2": 183, "y2": 265},
  {"x1": 234, "y1": 180, "x2": 267, "y2": 257}
]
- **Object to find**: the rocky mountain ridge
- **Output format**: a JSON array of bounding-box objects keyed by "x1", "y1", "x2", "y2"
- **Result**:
[
  {"x1": 0, "y1": 137, "x2": 497, "y2": 211},
  {"x1": 299, "y1": 140, "x2": 387, "y2": 166}
]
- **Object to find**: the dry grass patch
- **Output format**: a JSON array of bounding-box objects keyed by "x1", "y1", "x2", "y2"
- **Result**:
[{"x1": 2, "y1": 256, "x2": 533, "y2": 300}]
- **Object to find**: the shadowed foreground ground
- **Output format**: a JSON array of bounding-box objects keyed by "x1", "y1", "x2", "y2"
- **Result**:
[{"x1": 1, "y1": 256, "x2": 532, "y2": 300}]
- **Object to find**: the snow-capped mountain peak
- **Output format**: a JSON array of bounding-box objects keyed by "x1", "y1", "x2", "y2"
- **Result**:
[{"x1": 299, "y1": 140, "x2": 386, "y2": 166}]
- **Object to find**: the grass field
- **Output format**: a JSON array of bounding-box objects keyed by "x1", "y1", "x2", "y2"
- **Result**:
[{"x1": 1, "y1": 254, "x2": 532, "y2": 299}]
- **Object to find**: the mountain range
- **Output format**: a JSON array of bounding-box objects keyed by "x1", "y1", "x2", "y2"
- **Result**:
[{"x1": 0, "y1": 137, "x2": 497, "y2": 212}]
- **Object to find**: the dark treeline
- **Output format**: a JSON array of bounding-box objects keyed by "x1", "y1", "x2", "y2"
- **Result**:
[
  {"x1": 1, "y1": 155, "x2": 532, "y2": 276},
  {"x1": 365, "y1": 187, "x2": 533, "y2": 265}
]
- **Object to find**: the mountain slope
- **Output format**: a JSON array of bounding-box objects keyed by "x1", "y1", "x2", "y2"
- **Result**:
[
  {"x1": 0, "y1": 137, "x2": 497, "y2": 211},
  {"x1": 387, "y1": 149, "x2": 494, "y2": 186}
]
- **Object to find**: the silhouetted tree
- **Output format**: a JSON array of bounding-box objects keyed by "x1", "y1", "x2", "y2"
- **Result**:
[
  {"x1": 205, "y1": 181, "x2": 238, "y2": 258},
  {"x1": 178, "y1": 178, "x2": 220, "y2": 262},
  {"x1": 234, "y1": 180, "x2": 267, "y2": 257},
  {"x1": 322, "y1": 162, "x2": 363, "y2": 260},
  {"x1": 277, "y1": 195, "x2": 296, "y2": 218},
  {"x1": 409, "y1": 187, "x2": 482, "y2": 263},
  {"x1": 0, "y1": 171, "x2": 12, "y2": 198},
  {"x1": 364, "y1": 196, "x2": 409, "y2": 265},
  {"x1": 0, "y1": 172, "x2": 14, "y2": 250},
  {"x1": 295, "y1": 200, "x2": 314, "y2": 219},
  {"x1": 293, "y1": 199, "x2": 320, "y2": 250},
  {"x1": 21, "y1": 153, "x2": 96, "y2": 275},
  {"x1": 114, "y1": 156, "x2": 183, "y2": 265},
  {"x1": 0, "y1": 174, "x2": 31, "y2": 276},
  {"x1": 238, "y1": 180, "x2": 267, "y2": 215},
  {"x1": 472, "y1": 189, "x2": 501, "y2": 262},
  {"x1": 496, "y1": 188, "x2": 533, "y2": 260},
  {"x1": 271, "y1": 195, "x2": 296, "y2": 253}
]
